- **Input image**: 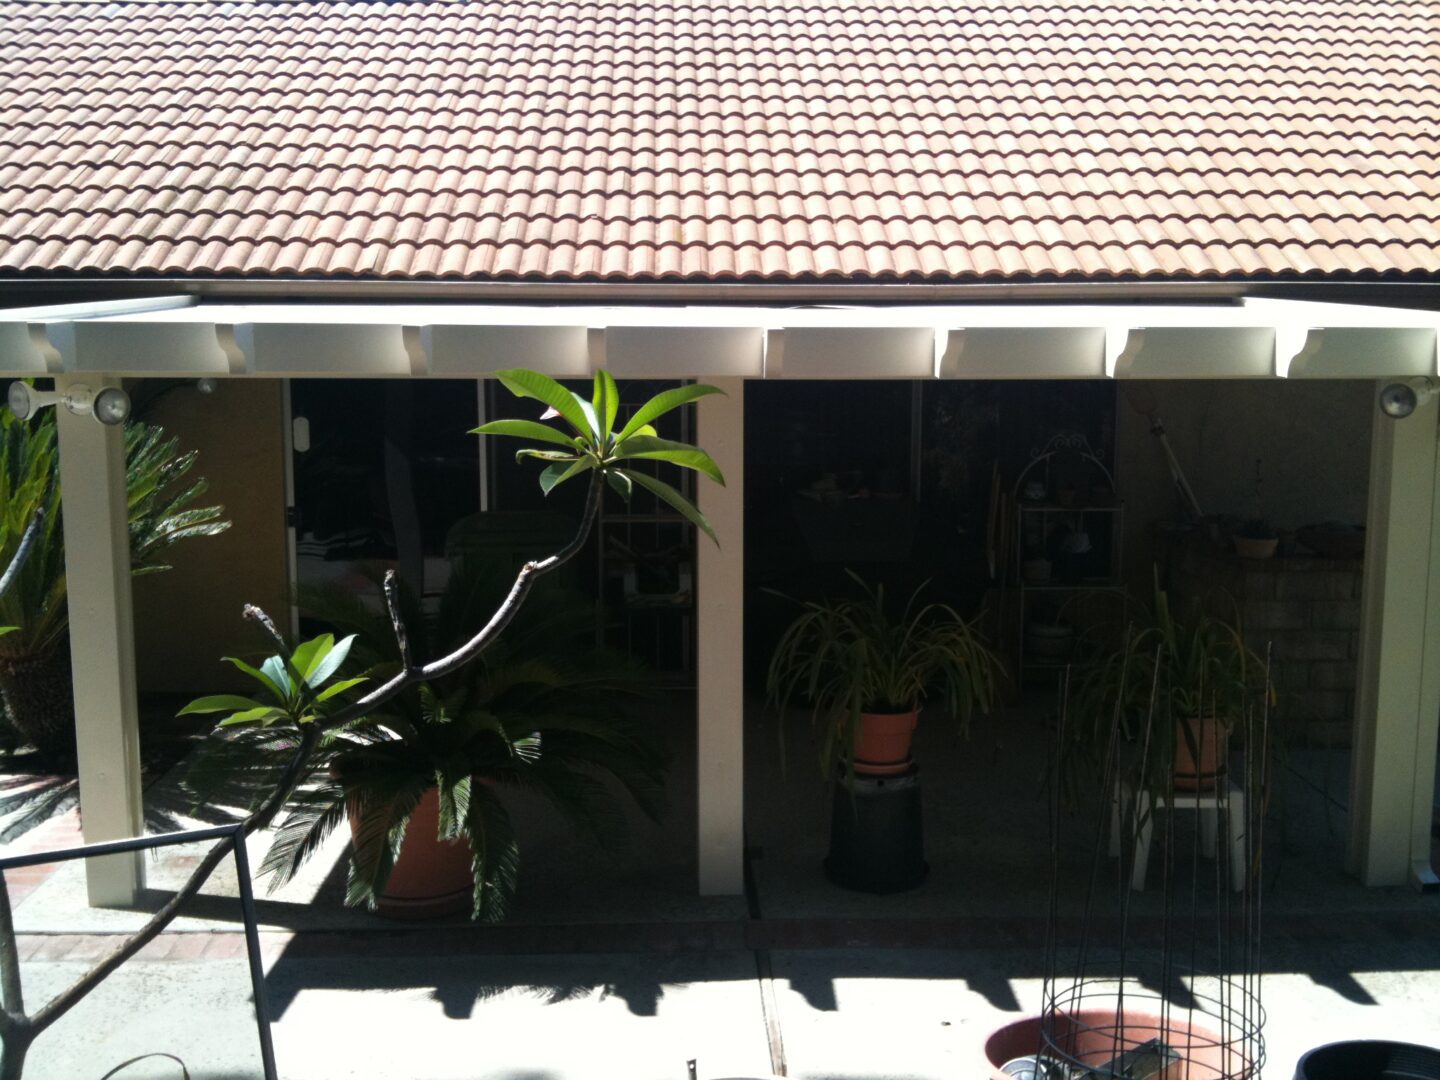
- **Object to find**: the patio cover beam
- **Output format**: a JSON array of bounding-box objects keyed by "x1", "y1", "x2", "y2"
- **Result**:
[{"x1": 1, "y1": 297, "x2": 1437, "y2": 380}]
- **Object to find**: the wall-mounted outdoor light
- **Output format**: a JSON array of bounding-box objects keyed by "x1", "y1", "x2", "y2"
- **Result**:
[
  {"x1": 6, "y1": 381, "x2": 132, "y2": 426},
  {"x1": 1378, "y1": 378, "x2": 1437, "y2": 420}
]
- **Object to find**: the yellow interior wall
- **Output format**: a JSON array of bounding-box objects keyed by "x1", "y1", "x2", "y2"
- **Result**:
[{"x1": 131, "y1": 379, "x2": 290, "y2": 696}]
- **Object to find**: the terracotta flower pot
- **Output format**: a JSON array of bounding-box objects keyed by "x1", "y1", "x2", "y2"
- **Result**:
[
  {"x1": 1234, "y1": 535, "x2": 1277, "y2": 559},
  {"x1": 852, "y1": 710, "x2": 918, "y2": 775},
  {"x1": 985, "y1": 1010, "x2": 1237, "y2": 1080},
  {"x1": 1174, "y1": 715, "x2": 1229, "y2": 792},
  {"x1": 349, "y1": 786, "x2": 473, "y2": 920}
]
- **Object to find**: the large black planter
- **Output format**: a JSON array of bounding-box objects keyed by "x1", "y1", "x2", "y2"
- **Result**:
[
  {"x1": 1295, "y1": 1040, "x2": 1440, "y2": 1080},
  {"x1": 823, "y1": 764, "x2": 928, "y2": 893}
]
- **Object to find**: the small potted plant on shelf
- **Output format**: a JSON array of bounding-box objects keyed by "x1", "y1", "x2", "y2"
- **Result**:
[
  {"x1": 1233, "y1": 458, "x2": 1278, "y2": 559},
  {"x1": 1233, "y1": 518, "x2": 1278, "y2": 560},
  {"x1": 766, "y1": 571, "x2": 1005, "y2": 779},
  {"x1": 1068, "y1": 575, "x2": 1272, "y2": 796}
]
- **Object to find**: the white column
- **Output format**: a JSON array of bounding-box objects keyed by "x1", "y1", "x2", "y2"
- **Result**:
[
  {"x1": 1348, "y1": 380, "x2": 1440, "y2": 889},
  {"x1": 56, "y1": 375, "x2": 145, "y2": 905},
  {"x1": 696, "y1": 377, "x2": 745, "y2": 895}
]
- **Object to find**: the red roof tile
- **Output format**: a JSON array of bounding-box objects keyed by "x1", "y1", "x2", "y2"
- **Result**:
[{"x1": 1, "y1": 0, "x2": 1438, "y2": 283}]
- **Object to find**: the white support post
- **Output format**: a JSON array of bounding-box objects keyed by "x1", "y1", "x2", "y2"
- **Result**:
[
  {"x1": 1348, "y1": 381, "x2": 1440, "y2": 889},
  {"x1": 696, "y1": 376, "x2": 745, "y2": 895},
  {"x1": 55, "y1": 375, "x2": 145, "y2": 905}
]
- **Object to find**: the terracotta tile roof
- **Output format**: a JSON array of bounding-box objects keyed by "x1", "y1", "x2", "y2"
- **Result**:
[{"x1": 0, "y1": 0, "x2": 1437, "y2": 283}]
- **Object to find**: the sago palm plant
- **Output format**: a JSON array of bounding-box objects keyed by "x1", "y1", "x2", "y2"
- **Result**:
[
  {"x1": 0, "y1": 405, "x2": 229, "y2": 764},
  {"x1": 186, "y1": 562, "x2": 663, "y2": 921},
  {"x1": 183, "y1": 369, "x2": 722, "y2": 920}
]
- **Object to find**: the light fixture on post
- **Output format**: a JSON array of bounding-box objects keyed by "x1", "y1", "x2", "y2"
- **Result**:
[
  {"x1": 6, "y1": 381, "x2": 132, "y2": 426},
  {"x1": 1379, "y1": 377, "x2": 1437, "y2": 420}
]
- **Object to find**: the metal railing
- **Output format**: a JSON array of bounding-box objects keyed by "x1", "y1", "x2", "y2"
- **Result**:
[{"x1": 0, "y1": 823, "x2": 278, "y2": 1079}]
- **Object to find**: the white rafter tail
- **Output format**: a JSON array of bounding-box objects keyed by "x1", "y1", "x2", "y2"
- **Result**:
[
  {"x1": 401, "y1": 325, "x2": 428, "y2": 377},
  {"x1": 586, "y1": 326, "x2": 607, "y2": 375},
  {"x1": 1273, "y1": 325, "x2": 1310, "y2": 379}
]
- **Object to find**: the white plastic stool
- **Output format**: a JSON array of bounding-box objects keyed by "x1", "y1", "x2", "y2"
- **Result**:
[{"x1": 1109, "y1": 777, "x2": 1247, "y2": 892}]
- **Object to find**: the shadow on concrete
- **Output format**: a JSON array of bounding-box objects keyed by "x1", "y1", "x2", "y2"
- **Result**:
[
  {"x1": 264, "y1": 948, "x2": 693, "y2": 1020},
  {"x1": 0, "y1": 771, "x2": 76, "y2": 843}
]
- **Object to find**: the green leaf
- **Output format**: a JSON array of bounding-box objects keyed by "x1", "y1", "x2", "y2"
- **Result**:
[
  {"x1": 570, "y1": 391, "x2": 600, "y2": 444},
  {"x1": 612, "y1": 435, "x2": 725, "y2": 485},
  {"x1": 606, "y1": 470, "x2": 633, "y2": 502},
  {"x1": 615, "y1": 383, "x2": 725, "y2": 443},
  {"x1": 290, "y1": 634, "x2": 333, "y2": 682},
  {"x1": 515, "y1": 449, "x2": 578, "y2": 464},
  {"x1": 471, "y1": 419, "x2": 578, "y2": 449},
  {"x1": 261, "y1": 655, "x2": 294, "y2": 699},
  {"x1": 178, "y1": 694, "x2": 266, "y2": 716},
  {"x1": 222, "y1": 657, "x2": 287, "y2": 703},
  {"x1": 539, "y1": 458, "x2": 593, "y2": 495},
  {"x1": 218, "y1": 706, "x2": 290, "y2": 727},
  {"x1": 308, "y1": 633, "x2": 356, "y2": 687},
  {"x1": 494, "y1": 369, "x2": 595, "y2": 442},
  {"x1": 618, "y1": 468, "x2": 718, "y2": 546},
  {"x1": 314, "y1": 675, "x2": 368, "y2": 702},
  {"x1": 437, "y1": 774, "x2": 472, "y2": 840},
  {"x1": 592, "y1": 369, "x2": 619, "y2": 444}
]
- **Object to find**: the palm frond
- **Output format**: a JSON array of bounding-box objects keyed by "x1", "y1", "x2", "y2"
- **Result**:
[
  {"x1": 259, "y1": 782, "x2": 348, "y2": 891},
  {"x1": 344, "y1": 769, "x2": 430, "y2": 909},
  {"x1": 466, "y1": 784, "x2": 521, "y2": 922}
]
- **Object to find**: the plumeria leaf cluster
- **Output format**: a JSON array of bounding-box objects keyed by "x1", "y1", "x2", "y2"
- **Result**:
[
  {"x1": 475, "y1": 368, "x2": 725, "y2": 544},
  {"x1": 179, "y1": 632, "x2": 364, "y2": 728}
]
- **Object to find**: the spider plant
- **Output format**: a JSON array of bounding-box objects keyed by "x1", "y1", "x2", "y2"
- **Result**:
[
  {"x1": 1067, "y1": 574, "x2": 1273, "y2": 796},
  {"x1": 766, "y1": 571, "x2": 1004, "y2": 777}
]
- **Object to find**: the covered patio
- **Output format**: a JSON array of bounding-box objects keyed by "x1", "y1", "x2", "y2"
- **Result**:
[{"x1": 0, "y1": 290, "x2": 1437, "y2": 911}]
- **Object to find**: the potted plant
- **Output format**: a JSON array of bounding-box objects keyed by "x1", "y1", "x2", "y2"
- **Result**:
[
  {"x1": 1233, "y1": 458, "x2": 1278, "y2": 559},
  {"x1": 184, "y1": 568, "x2": 664, "y2": 920},
  {"x1": 182, "y1": 369, "x2": 724, "y2": 920},
  {"x1": 766, "y1": 572, "x2": 1004, "y2": 778},
  {"x1": 1233, "y1": 518, "x2": 1278, "y2": 560},
  {"x1": 1069, "y1": 576, "x2": 1271, "y2": 795}
]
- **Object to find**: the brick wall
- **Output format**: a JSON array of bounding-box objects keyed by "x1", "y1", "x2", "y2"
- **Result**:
[{"x1": 1169, "y1": 540, "x2": 1362, "y2": 746}]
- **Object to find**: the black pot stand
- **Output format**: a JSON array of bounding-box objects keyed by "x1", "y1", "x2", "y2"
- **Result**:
[{"x1": 823, "y1": 762, "x2": 929, "y2": 894}]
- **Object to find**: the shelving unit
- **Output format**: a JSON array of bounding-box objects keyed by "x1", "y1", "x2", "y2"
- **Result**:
[{"x1": 1009, "y1": 433, "x2": 1126, "y2": 680}]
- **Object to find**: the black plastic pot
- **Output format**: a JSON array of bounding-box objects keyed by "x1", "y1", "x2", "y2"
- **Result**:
[{"x1": 1295, "y1": 1040, "x2": 1440, "y2": 1080}]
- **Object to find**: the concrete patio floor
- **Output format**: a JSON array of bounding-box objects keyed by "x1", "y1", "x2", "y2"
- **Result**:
[{"x1": 5, "y1": 694, "x2": 1440, "y2": 1078}]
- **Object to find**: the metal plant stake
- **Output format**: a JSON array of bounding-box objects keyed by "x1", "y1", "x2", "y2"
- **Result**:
[{"x1": 1032, "y1": 652, "x2": 1270, "y2": 1080}]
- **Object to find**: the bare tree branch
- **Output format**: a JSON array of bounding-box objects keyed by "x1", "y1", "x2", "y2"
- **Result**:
[
  {"x1": 318, "y1": 471, "x2": 603, "y2": 730},
  {"x1": 382, "y1": 569, "x2": 412, "y2": 672},
  {"x1": 26, "y1": 723, "x2": 320, "y2": 1041},
  {"x1": 0, "y1": 879, "x2": 22, "y2": 1017}
]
